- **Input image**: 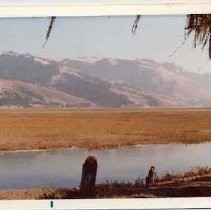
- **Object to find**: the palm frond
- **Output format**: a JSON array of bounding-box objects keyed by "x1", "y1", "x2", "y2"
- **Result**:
[
  {"x1": 132, "y1": 15, "x2": 141, "y2": 34},
  {"x1": 43, "y1": 16, "x2": 56, "y2": 47},
  {"x1": 185, "y1": 14, "x2": 211, "y2": 58}
]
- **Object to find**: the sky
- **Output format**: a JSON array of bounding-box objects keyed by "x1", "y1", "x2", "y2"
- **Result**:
[{"x1": 0, "y1": 15, "x2": 211, "y2": 73}]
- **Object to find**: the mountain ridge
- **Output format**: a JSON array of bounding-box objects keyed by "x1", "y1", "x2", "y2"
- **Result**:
[{"x1": 0, "y1": 51, "x2": 210, "y2": 108}]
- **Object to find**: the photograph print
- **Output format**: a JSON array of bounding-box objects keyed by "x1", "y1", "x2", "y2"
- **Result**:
[{"x1": 0, "y1": 14, "x2": 210, "y2": 199}]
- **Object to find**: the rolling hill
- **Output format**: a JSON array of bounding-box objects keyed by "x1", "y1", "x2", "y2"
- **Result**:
[{"x1": 0, "y1": 51, "x2": 210, "y2": 108}]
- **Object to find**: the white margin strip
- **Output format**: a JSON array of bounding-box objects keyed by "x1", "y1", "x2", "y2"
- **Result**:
[
  {"x1": 0, "y1": 197, "x2": 211, "y2": 210},
  {"x1": 0, "y1": 2, "x2": 210, "y2": 17}
]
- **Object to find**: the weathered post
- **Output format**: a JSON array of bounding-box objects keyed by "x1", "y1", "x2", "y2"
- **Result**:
[
  {"x1": 146, "y1": 166, "x2": 157, "y2": 186},
  {"x1": 80, "y1": 156, "x2": 97, "y2": 196}
]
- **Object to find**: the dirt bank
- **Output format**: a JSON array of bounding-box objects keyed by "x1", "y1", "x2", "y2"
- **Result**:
[{"x1": 1, "y1": 170, "x2": 211, "y2": 199}]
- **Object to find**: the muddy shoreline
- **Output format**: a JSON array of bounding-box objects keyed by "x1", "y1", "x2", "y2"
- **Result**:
[
  {"x1": 0, "y1": 142, "x2": 210, "y2": 154},
  {"x1": 0, "y1": 159, "x2": 211, "y2": 199},
  {"x1": 0, "y1": 172, "x2": 211, "y2": 199}
]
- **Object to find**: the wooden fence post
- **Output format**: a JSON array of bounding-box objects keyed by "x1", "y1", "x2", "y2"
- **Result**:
[
  {"x1": 146, "y1": 166, "x2": 157, "y2": 186},
  {"x1": 80, "y1": 156, "x2": 98, "y2": 193}
]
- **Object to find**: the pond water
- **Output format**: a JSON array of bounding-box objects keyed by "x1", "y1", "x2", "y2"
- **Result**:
[{"x1": 0, "y1": 142, "x2": 210, "y2": 189}]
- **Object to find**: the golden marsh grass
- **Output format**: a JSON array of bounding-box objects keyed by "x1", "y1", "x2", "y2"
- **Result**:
[{"x1": 0, "y1": 108, "x2": 210, "y2": 151}]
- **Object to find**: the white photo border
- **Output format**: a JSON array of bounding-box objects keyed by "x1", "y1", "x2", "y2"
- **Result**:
[{"x1": 0, "y1": 0, "x2": 210, "y2": 17}]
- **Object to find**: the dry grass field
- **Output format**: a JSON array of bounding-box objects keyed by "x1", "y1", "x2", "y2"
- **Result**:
[{"x1": 0, "y1": 108, "x2": 210, "y2": 151}]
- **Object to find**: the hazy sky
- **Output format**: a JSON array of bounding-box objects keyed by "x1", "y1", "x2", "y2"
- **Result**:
[{"x1": 0, "y1": 15, "x2": 211, "y2": 73}]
